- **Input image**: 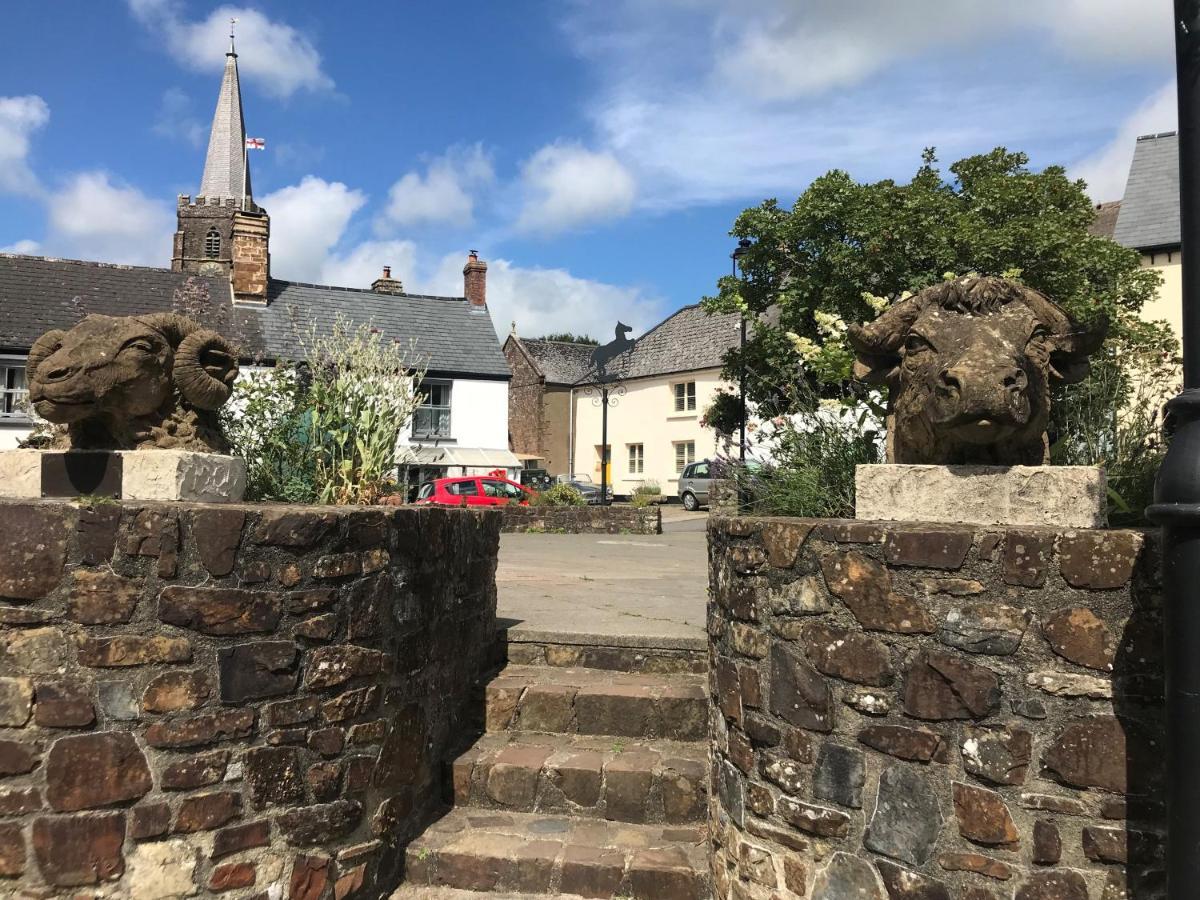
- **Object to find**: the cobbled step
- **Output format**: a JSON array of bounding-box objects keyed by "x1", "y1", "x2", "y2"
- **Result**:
[
  {"x1": 403, "y1": 807, "x2": 710, "y2": 899},
  {"x1": 486, "y1": 665, "x2": 707, "y2": 740},
  {"x1": 452, "y1": 731, "x2": 707, "y2": 824}
]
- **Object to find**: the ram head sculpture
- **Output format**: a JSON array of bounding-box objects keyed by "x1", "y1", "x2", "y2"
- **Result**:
[
  {"x1": 26, "y1": 313, "x2": 239, "y2": 453},
  {"x1": 847, "y1": 276, "x2": 1106, "y2": 465}
]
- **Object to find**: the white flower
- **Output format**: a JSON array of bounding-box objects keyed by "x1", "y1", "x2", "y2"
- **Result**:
[{"x1": 813, "y1": 310, "x2": 847, "y2": 338}]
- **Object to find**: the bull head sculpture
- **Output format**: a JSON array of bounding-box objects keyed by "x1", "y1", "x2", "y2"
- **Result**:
[
  {"x1": 847, "y1": 277, "x2": 1105, "y2": 465},
  {"x1": 26, "y1": 313, "x2": 239, "y2": 453}
]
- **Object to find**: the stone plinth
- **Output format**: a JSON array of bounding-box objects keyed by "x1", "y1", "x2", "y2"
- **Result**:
[
  {"x1": 0, "y1": 450, "x2": 247, "y2": 503},
  {"x1": 855, "y1": 464, "x2": 1107, "y2": 528},
  {"x1": 0, "y1": 499, "x2": 499, "y2": 898},
  {"x1": 708, "y1": 516, "x2": 1161, "y2": 899}
]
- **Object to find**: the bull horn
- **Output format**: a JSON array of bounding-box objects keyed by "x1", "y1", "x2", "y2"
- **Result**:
[
  {"x1": 27, "y1": 330, "x2": 66, "y2": 381},
  {"x1": 174, "y1": 330, "x2": 239, "y2": 410},
  {"x1": 846, "y1": 294, "x2": 926, "y2": 356}
]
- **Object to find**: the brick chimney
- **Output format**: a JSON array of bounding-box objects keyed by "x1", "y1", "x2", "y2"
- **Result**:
[
  {"x1": 463, "y1": 250, "x2": 487, "y2": 308},
  {"x1": 231, "y1": 209, "x2": 270, "y2": 305},
  {"x1": 371, "y1": 265, "x2": 405, "y2": 295}
]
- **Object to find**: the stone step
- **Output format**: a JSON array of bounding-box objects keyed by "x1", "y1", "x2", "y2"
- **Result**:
[
  {"x1": 506, "y1": 634, "x2": 706, "y2": 675},
  {"x1": 452, "y1": 732, "x2": 707, "y2": 825},
  {"x1": 486, "y1": 665, "x2": 707, "y2": 740},
  {"x1": 403, "y1": 808, "x2": 710, "y2": 899}
]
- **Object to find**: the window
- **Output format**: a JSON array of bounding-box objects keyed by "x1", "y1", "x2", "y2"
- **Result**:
[
  {"x1": 413, "y1": 380, "x2": 452, "y2": 438},
  {"x1": 628, "y1": 443, "x2": 644, "y2": 474},
  {"x1": 444, "y1": 479, "x2": 478, "y2": 496},
  {"x1": 204, "y1": 228, "x2": 221, "y2": 259},
  {"x1": 673, "y1": 381, "x2": 696, "y2": 412},
  {"x1": 0, "y1": 362, "x2": 28, "y2": 420},
  {"x1": 675, "y1": 440, "x2": 695, "y2": 473},
  {"x1": 483, "y1": 479, "x2": 524, "y2": 500},
  {"x1": 693, "y1": 462, "x2": 709, "y2": 478}
]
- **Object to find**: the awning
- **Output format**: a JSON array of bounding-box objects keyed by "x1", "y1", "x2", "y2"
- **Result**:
[{"x1": 400, "y1": 446, "x2": 523, "y2": 470}]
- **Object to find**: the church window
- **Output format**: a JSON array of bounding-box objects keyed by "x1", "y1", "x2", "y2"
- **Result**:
[{"x1": 204, "y1": 228, "x2": 221, "y2": 258}]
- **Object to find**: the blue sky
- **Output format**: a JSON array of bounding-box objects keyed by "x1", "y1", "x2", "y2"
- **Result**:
[{"x1": 0, "y1": 0, "x2": 1176, "y2": 341}]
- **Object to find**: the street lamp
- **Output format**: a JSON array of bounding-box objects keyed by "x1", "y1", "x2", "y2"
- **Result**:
[
  {"x1": 732, "y1": 238, "x2": 752, "y2": 462},
  {"x1": 1146, "y1": 3, "x2": 1200, "y2": 895}
]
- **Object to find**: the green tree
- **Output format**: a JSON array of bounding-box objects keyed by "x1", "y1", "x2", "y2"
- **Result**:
[
  {"x1": 704, "y1": 147, "x2": 1165, "y2": 415},
  {"x1": 533, "y1": 332, "x2": 599, "y2": 345}
]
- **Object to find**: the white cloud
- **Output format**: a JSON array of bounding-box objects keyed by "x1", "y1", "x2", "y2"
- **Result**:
[
  {"x1": 382, "y1": 144, "x2": 494, "y2": 229},
  {"x1": 259, "y1": 176, "x2": 367, "y2": 282},
  {"x1": 258, "y1": 173, "x2": 659, "y2": 339},
  {"x1": 152, "y1": 88, "x2": 206, "y2": 147},
  {"x1": 1, "y1": 239, "x2": 40, "y2": 255},
  {"x1": 1073, "y1": 81, "x2": 1177, "y2": 203},
  {"x1": 44, "y1": 172, "x2": 173, "y2": 266},
  {"x1": 128, "y1": 1, "x2": 333, "y2": 98},
  {"x1": 515, "y1": 143, "x2": 636, "y2": 235},
  {"x1": 0, "y1": 95, "x2": 50, "y2": 196},
  {"x1": 554, "y1": 0, "x2": 1174, "y2": 211},
  {"x1": 423, "y1": 253, "x2": 661, "y2": 343}
]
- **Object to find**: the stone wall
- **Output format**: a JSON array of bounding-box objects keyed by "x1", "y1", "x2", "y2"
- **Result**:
[
  {"x1": 708, "y1": 516, "x2": 1162, "y2": 900},
  {"x1": 0, "y1": 499, "x2": 499, "y2": 898},
  {"x1": 501, "y1": 505, "x2": 661, "y2": 535}
]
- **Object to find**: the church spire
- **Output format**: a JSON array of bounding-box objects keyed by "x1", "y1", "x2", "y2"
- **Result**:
[{"x1": 198, "y1": 18, "x2": 252, "y2": 206}]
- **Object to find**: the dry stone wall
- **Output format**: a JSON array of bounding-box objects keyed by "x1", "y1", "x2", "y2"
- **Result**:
[
  {"x1": 708, "y1": 516, "x2": 1163, "y2": 900},
  {"x1": 0, "y1": 499, "x2": 499, "y2": 898},
  {"x1": 501, "y1": 505, "x2": 661, "y2": 534}
]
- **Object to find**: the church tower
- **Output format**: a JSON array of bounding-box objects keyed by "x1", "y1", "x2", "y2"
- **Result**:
[{"x1": 172, "y1": 26, "x2": 270, "y2": 304}]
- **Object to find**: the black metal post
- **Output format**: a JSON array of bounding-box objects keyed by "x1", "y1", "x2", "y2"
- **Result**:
[
  {"x1": 732, "y1": 239, "x2": 751, "y2": 462},
  {"x1": 600, "y1": 386, "x2": 610, "y2": 506},
  {"x1": 1148, "y1": 4, "x2": 1200, "y2": 894}
]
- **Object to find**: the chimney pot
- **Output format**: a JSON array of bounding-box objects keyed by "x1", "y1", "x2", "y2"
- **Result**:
[{"x1": 383, "y1": 265, "x2": 391, "y2": 278}]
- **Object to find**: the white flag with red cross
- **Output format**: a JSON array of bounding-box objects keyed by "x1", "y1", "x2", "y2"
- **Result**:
[{"x1": 245, "y1": 137, "x2": 265, "y2": 150}]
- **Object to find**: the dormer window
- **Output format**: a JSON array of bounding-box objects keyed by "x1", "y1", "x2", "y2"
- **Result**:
[{"x1": 204, "y1": 228, "x2": 221, "y2": 258}]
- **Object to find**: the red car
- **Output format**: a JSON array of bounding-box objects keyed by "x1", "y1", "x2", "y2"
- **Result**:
[{"x1": 415, "y1": 476, "x2": 531, "y2": 507}]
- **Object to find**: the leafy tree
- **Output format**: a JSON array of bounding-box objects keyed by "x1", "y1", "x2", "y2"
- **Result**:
[
  {"x1": 533, "y1": 332, "x2": 599, "y2": 345},
  {"x1": 703, "y1": 147, "x2": 1165, "y2": 416}
]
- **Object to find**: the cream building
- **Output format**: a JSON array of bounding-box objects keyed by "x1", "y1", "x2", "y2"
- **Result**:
[
  {"x1": 568, "y1": 305, "x2": 743, "y2": 496},
  {"x1": 1108, "y1": 130, "x2": 1183, "y2": 338}
]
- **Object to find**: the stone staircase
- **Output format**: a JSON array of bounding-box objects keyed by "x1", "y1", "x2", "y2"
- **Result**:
[{"x1": 394, "y1": 656, "x2": 712, "y2": 898}]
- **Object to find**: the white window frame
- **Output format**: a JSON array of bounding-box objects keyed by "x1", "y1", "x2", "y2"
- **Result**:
[
  {"x1": 673, "y1": 381, "x2": 696, "y2": 412},
  {"x1": 0, "y1": 358, "x2": 29, "y2": 421},
  {"x1": 674, "y1": 440, "x2": 695, "y2": 473},
  {"x1": 413, "y1": 379, "x2": 452, "y2": 440},
  {"x1": 628, "y1": 443, "x2": 644, "y2": 475}
]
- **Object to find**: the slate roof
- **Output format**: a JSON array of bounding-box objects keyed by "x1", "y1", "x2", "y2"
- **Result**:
[
  {"x1": 610, "y1": 304, "x2": 741, "y2": 380},
  {"x1": 1087, "y1": 201, "x2": 1121, "y2": 239},
  {"x1": 1113, "y1": 132, "x2": 1180, "y2": 251},
  {"x1": 0, "y1": 254, "x2": 510, "y2": 379},
  {"x1": 515, "y1": 338, "x2": 596, "y2": 385}
]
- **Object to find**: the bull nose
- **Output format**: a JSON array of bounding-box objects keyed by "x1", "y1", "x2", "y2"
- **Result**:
[{"x1": 938, "y1": 367, "x2": 962, "y2": 397}]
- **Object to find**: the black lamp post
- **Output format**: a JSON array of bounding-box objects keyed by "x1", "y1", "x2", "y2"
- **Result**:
[
  {"x1": 1147, "y1": 3, "x2": 1200, "y2": 894},
  {"x1": 732, "y1": 238, "x2": 752, "y2": 462}
]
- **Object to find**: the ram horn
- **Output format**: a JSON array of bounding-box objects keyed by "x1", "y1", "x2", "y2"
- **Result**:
[
  {"x1": 26, "y1": 330, "x2": 67, "y2": 381},
  {"x1": 174, "y1": 330, "x2": 239, "y2": 410}
]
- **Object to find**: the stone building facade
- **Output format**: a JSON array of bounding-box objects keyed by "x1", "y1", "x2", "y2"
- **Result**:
[
  {"x1": 708, "y1": 516, "x2": 1161, "y2": 899},
  {"x1": 502, "y1": 336, "x2": 591, "y2": 477},
  {"x1": 0, "y1": 499, "x2": 499, "y2": 897}
]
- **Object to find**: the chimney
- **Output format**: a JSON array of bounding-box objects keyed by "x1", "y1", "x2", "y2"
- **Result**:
[
  {"x1": 371, "y1": 265, "x2": 405, "y2": 295},
  {"x1": 231, "y1": 209, "x2": 270, "y2": 305},
  {"x1": 464, "y1": 250, "x2": 487, "y2": 308}
]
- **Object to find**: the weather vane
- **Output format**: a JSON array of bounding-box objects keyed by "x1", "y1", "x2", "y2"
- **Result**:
[{"x1": 229, "y1": 17, "x2": 238, "y2": 54}]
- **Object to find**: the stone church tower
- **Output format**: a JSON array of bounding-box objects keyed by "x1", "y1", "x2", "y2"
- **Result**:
[{"x1": 171, "y1": 34, "x2": 271, "y2": 304}]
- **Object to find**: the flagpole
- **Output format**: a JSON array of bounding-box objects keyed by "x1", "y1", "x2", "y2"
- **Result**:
[{"x1": 242, "y1": 142, "x2": 247, "y2": 212}]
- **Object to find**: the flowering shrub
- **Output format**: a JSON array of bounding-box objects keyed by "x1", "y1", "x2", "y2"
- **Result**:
[
  {"x1": 531, "y1": 483, "x2": 587, "y2": 507},
  {"x1": 223, "y1": 317, "x2": 425, "y2": 504}
]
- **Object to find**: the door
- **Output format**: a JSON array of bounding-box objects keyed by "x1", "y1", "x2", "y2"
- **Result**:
[
  {"x1": 594, "y1": 445, "x2": 611, "y2": 486},
  {"x1": 480, "y1": 478, "x2": 525, "y2": 506}
]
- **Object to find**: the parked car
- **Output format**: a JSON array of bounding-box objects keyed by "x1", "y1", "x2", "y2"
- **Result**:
[
  {"x1": 415, "y1": 476, "x2": 531, "y2": 507},
  {"x1": 553, "y1": 473, "x2": 613, "y2": 504},
  {"x1": 518, "y1": 468, "x2": 554, "y2": 491},
  {"x1": 678, "y1": 460, "x2": 712, "y2": 511}
]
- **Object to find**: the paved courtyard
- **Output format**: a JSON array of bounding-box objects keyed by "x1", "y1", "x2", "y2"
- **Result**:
[{"x1": 495, "y1": 508, "x2": 710, "y2": 648}]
